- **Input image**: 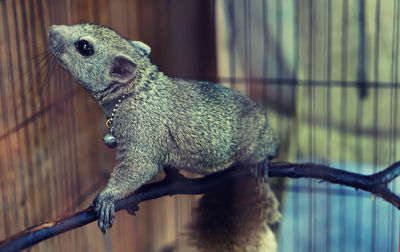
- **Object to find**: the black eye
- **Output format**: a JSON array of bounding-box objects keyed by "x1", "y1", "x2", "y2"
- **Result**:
[{"x1": 74, "y1": 40, "x2": 94, "y2": 56}]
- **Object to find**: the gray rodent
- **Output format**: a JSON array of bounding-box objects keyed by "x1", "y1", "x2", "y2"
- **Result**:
[{"x1": 48, "y1": 23, "x2": 279, "y2": 235}]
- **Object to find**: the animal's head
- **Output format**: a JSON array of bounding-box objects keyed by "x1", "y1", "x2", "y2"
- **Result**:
[{"x1": 48, "y1": 23, "x2": 151, "y2": 94}]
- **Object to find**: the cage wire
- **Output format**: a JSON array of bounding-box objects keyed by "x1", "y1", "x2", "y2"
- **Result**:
[
  {"x1": 0, "y1": 0, "x2": 214, "y2": 251},
  {"x1": 216, "y1": 0, "x2": 400, "y2": 251},
  {"x1": 0, "y1": 0, "x2": 400, "y2": 251}
]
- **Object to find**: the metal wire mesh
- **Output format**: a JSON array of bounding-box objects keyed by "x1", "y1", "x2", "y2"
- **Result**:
[
  {"x1": 215, "y1": 0, "x2": 400, "y2": 251},
  {"x1": 0, "y1": 0, "x2": 399, "y2": 251}
]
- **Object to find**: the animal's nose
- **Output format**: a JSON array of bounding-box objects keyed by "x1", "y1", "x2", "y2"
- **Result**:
[
  {"x1": 48, "y1": 25, "x2": 61, "y2": 38},
  {"x1": 48, "y1": 25, "x2": 69, "y2": 38}
]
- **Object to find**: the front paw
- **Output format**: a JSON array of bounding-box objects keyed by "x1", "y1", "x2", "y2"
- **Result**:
[{"x1": 94, "y1": 192, "x2": 115, "y2": 234}]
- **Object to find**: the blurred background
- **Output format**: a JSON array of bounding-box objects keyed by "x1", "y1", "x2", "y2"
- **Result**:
[{"x1": 0, "y1": 0, "x2": 399, "y2": 251}]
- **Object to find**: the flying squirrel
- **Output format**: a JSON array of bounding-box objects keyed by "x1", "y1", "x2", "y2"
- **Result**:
[{"x1": 47, "y1": 23, "x2": 279, "y2": 238}]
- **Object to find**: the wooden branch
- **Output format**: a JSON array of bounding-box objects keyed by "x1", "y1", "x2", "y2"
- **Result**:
[
  {"x1": 1, "y1": 161, "x2": 400, "y2": 251},
  {"x1": 268, "y1": 162, "x2": 400, "y2": 209}
]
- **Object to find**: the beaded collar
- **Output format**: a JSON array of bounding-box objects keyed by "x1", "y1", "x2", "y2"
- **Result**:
[{"x1": 103, "y1": 95, "x2": 126, "y2": 148}]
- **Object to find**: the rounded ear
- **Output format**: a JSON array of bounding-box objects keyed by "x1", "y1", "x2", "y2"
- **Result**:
[
  {"x1": 130, "y1": 41, "x2": 151, "y2": 56},
  {"x1": 110, "y1": 55, "x2": 137, "y2": 82}
]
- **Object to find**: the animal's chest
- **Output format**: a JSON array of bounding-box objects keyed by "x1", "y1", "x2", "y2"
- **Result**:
[{"x1": 111, "y1": 104, "x2": 167, "y2": 149}]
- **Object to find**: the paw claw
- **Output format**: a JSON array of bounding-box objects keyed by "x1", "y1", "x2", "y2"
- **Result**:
[{"x1": 93, "y1": 192, "x2": 115, "y2": 233}]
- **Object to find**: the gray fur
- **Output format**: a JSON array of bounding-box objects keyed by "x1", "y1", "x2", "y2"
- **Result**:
[{"x1": 48, "y1": 23, "x2": 279, "y2": 234}]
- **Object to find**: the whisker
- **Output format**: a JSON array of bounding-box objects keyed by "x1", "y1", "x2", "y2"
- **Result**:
[
  {"x1": 17, "y1": 57, "x2": 54, "y2": 103},
  {"x1": 36, "y1": 46, "x2": 65, "y2": 109},
  {"x1": 18, "y1": 48, "x2": 51, "y2": 70},
  {"x1": 17, "y1": 51, "x2": 58, "y2": 106},
  {"x1": 19, "y1": 44, "x2": 63, "y2": 71},
  {"x1": 16, "y1": 44, "x2": 63, "y2": 109},
  {"x1": 18, "y1": 50, "x2": 53, "y2": 83},
  {"x1": 37, "y1": 56, "x2": 59, "y2": 110},
  {"x1": 21, "y1": 45, "x2": 61, "y2": 72},
  {"x1": 24, "y1": 44, "x2": 62, "y2": 64},
  {"x1": 26, "y1": 48, "x2": 51, "y2": 61},
  {"x1": 35, "y1": 51, "x2": 54, "y2": 67}
]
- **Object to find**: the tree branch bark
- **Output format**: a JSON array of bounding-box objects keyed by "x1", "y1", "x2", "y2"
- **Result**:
[{"x1": 1, "y1": 161, "x2": 400, "y2": 251}]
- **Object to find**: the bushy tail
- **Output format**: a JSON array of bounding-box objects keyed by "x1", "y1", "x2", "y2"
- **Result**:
[{"x1": 183, "y1": 170, "x2": 281, "y2": 251}]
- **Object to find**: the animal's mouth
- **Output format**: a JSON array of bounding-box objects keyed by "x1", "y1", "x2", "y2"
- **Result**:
[
  {"x1": 48, "y1": 38, "x2": 67, "y2": 71},
  {"x1": 103, "y1": 81, "x2": 126, "y2": 94},
  {"x1": 48, "y1": 39, "x2": 65, "y2": 56},
  {"x1": 48, "y1": 36, "x2": 56, "y2": 51}
]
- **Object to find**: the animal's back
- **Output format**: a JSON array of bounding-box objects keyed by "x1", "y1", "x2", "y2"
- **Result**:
[{"x1": 164, "y1": 78, "x2": 277, "y2": 174}]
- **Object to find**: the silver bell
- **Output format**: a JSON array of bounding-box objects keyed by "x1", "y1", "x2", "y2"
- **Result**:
[{"x1": 103, "y1": 133, "x2": 117, "y2": 148}]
